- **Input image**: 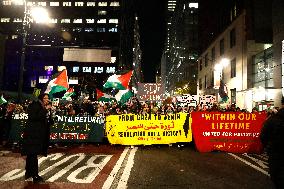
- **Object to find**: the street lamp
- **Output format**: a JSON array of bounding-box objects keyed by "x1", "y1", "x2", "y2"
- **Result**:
[
  {"x1": 13, "y1": 0, "x2": 49, "y2": 102},
  {"x1": 214, "y1": 58, "x2": 229, "y2": 103}
]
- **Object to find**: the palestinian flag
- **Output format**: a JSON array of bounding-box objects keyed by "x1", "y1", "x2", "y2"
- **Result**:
[
  {"x1": 62, "y1": 87, "x2": 75, "y2": 100},
  {"x1": 103, "y1": 70, "x2": 133, "y2": 90},
  {"x1": 0, "y1": 95, "x2": 7, "y2": 105},
  {"x1": 45, "y1": 69, "x2": 69, "y2": 95},
  {"x1": 115, "y1": 89, "x2": 133, "y2": 104},
  {"x1": 96, "y1": 89, "x2": 115, "y2": 102}
]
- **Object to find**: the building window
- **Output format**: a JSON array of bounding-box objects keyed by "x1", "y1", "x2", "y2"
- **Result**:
[
  {"x1": 230, "y1": 28, "x2": 236, "y2": 48},
  {"x1": 87, "y1": 2, "x2": 95, "y2": 6},
  {"x1": 109, "y1": 19, "x2": 118, "y2": 24},
  {"x1": 38, "y1": 2, "x2": 46, "y2": 6},
  {"x1": 13, "y1": 18, "x2": 22, "y2": 23},
  {"x1": 27, "y1": 1, "x2": 36, "y2": 6},
  {"x1": 97, "y1": 28, "x2": 106, "y2": 32},
  {"x1": 3, "y1": 1, "x2": 12, "y2": 5},
  {"x1": 205, "y1": 75, "x2": 207, "y2": 89},
  {"x1": 252, "y1": 47, "x2": 274, "y2": 88},
  {"x1": 86, "y1": 19, "x2": 95, "y2": 23},
  {"x1": 75, "y1": 2, "x2": 84, "y2": 6},
  {"x1": 199, "y1": 59, "x2": 202, "y2": 71},
  {"x1": 1, "y1": 18, "x2": 10, "y2": 22},
  {"x1": 61, "y1": 19, "x2": 71, "y2": 23},
  {"x1": 205, "y1": 53, "x2": 208, "y2": 67},
  {"x1": 63, "y1": 2, "x2": 71, "y2": 6},
  {"x1": 220, "y1": 38, "x2": 224, "y2": 55},
  {"x1": 50, "y1": 2, "x2": 60, "y2": 6},
  {"x1": 98, "y1": 2, "x2": 107, "y2": 6},
  {"x1": 97, "y1": 19, "x2": 106, "y2": 23},
  {"x1": 230, "y1": 88, "x2": 236, "y2": 104},
  {"x1": 85, "y1": 28, "x2": 94, "y2": 32},
  {"x1": 73, "y1": 19, "x2": 83, "y2": 23},
  {"x1": 98, "y1": 10, "x2": 107, "y2": 15},
  {"x1": 211, "y1": 47, "x2": 215, "y2": 62},
  {"x1": 73, "y1": 27, "x2": 82, "y2": 32},
  {"x1": 110, "y1": 2, "x2": 119, "y2": 6},
  {"x1": 109, "y1": 27, "x2": 117, "y2": 32},
  {"x1": 199, "y1": 78, "x2": 202, "y2": 90},
  {"x1": 50, "y1": 19, "x2": 57, "y2": 23},
  {"x1": 231, "y1": 58, "x2": 236, "y2": 78}
]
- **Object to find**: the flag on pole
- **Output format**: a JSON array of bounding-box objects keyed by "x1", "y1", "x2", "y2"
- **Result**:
[
  {"x1": 45, "y1": 69, "x2": 69, "y2": 95},
  {"x1": 103, "y1": 70, "x2": 133, "y2": 90},
  {"x1": 115, "y1": 89, "x2": 133, "y2": 104},
  {"x1": 0, "y1": 95, "x2": 7, "y2": 105},
  {"x1": 62, "y1": 87, "x2": 75, "y2": 100},
  {"x1": 96, "y1": 89, "x2": 115, "y2": 102}
]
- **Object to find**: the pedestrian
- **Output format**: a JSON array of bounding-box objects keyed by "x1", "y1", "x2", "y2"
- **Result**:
[
  {"x1": 260, "y1": 96, "x2": 284, "y2": 189},
  {"x1": 21, "y1": 93, "x2": 51, "y2": 183}
]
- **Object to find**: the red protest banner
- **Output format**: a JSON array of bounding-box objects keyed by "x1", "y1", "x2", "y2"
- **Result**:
[{"x1": 191, "y1": 111, "x2": 267, "y2": 153}]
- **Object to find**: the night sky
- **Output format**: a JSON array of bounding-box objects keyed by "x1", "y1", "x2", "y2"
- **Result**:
[{"x1": 137, "y1": 1, "x2": 167, "y2": 83}]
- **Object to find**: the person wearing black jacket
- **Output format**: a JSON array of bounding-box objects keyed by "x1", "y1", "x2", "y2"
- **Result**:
[
  {"x1": 21, "y1": 93, "x2": 51, "y2": 183},
  {"x1": 260, "y1": 97, "x2": 284, "y2": 189}
]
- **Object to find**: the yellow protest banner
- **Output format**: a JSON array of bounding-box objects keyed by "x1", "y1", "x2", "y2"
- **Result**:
[
  {"x1": 106, "y1": 113, "x2": 192, "y2": 145},
  {"x1": 33, "y1": 88, "x2": 41, "y2": 97}
]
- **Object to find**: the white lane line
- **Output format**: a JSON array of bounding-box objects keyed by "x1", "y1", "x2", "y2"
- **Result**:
[
  {"x1": 102, "y1": 147, "x2": 130, "y2": 189},
  {"x1": 117, "y1": 147, "x2": 138, "y2": 189},
  {"x1": 228, "y1": 153, "x2": 270, "y2": 176}
]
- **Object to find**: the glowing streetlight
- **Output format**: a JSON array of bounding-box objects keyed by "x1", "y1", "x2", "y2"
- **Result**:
[{"x1": 13, "y1": 0, "x2": 50, "y2": 102}]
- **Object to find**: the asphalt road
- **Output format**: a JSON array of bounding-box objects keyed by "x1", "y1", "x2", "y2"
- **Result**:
[{"x1": 0, "y1": 144, "x2": 274, "y2": 189}]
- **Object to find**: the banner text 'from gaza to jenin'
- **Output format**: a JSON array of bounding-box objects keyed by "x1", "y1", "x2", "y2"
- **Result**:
[
  {"x1": 190, "y1": 112, "x2": 267, "y2": 153},
  {"x1": 105, "y1": 113, "x2": 192, "y2": 145}
]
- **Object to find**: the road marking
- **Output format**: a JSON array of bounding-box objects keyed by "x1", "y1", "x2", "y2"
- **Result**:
[
  {"x1": 117, "y1": 147, "x2": 138, "y2": 189},
  {"x1": 228, "y1": 153, "x2": 270, "y2": 176},
  {"x1": 102, "y1": 147, "x2": 130, "y2": 189}
]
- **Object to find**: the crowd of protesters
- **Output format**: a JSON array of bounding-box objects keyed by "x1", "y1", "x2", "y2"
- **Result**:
[{"x1": 0, "y1": 93, "x2": 280, "y2": 149}]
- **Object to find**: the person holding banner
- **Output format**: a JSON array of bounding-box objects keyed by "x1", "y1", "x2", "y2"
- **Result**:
[
  {"x1": 260, "y1": 97, "x2": 284, "y2": 189},
  {"x1": 21, "y1": 93, "x2": 51, "y2": 183}
]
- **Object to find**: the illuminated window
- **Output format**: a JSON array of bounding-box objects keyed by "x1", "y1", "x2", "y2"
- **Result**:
[
  {"x1": 98, "y1": 2, "x2": 107, "y2": 6},
  {"x1": 85, "y1": 28, "x2": 94, "y2": 32},
  {"x1": 97, "y1": 19, "x2": 106, "y2": 23},
  {"x1": 109, "y1": 19, "x2": 118, "y2": 24},
  {"x1": 73, "y1": 27, "x2": 82, "y2": 32},
  {"x1": 38, "y1": 2, "x2": 46, "y2": 6},
  {"x1": 73, "y1": 19, "x2": 83, "y2": 23},
  {"x1": 50, "y1": 2, "x2": 59, "y2": 6},
  {"x1": 13, "y1": 18, "x2": 22, "y2": 23},
  {"x1": 98, "y1": 10, "x2": 107, "y2": 15},
  {"x1": 86, "y1": 19, "x2": 95, "y2": 23},
  {"x1": 106, "y1": 67, "x2": 115, "y2": 73},
  {"x1": 3, "y1": 1, "x2": 11, "y2": 5},
  {"x1": 75, "y1": 2, "x2": 84, "y2": 6},
  {"x1": 1, "y1": 18, "x2": 10, "y2": 22},
  {"x1": 49, "y1": 19, "x2": 57, "y2": 23},
  {"x1": 63, "y1": 2, "x2": 71, "y2": 6},
  {"x1": 73, "y1": 66, "x2": 79, "y2": 72},
  {"x1": 110, "y1": 2, "x2": 119, "y2": 6},
  {"x1": 61, "y1": 19, "x2": 71, "y2": 23},
  {"x1": 97, "y1": 28, "x2": 105, "y2": 32},
  {"x1": 109, "y1": 27, "x2": 117, "y2": 32},
  {"x1": 83, "y1": 67, "x2": 91, "y2": 73},
  {"x1": 94, "y1": 67, "x2": 103, "y2": 73},
  {"x1": 27, "y1": 1, "x2": 36, "y2": 6},
  {"x1": 58, "y1": 66, "x2": 66, "y2": 71},
  {"x1": 87, "y1": 2, "x2": 96, "y2": 6}
]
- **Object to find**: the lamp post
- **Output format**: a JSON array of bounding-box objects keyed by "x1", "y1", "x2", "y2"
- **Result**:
[
  {"x1": 214, "y1": 58, "x2": 229, "y2": 102},
  {"x1": 14, "y1": 0, "x2": 49, "y2": 102}
]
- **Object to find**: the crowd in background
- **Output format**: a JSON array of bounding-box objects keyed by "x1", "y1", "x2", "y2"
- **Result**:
[{"x1": 0, "y1": 94, "x2": 278, "y2": 150}]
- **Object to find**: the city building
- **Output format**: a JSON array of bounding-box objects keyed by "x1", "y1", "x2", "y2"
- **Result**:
[
  {"x1": 163, "y1": 0, "x2": 199, "y2": 95},
  {"x1": 0, "y1": 0, "x2": 138, "y2": 99},
  {"x1": 197, "y1": 0, "x2": 284, "y2": 111}
]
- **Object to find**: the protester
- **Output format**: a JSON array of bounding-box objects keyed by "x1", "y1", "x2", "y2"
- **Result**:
[
  {"x1": 21, "y1": 93, "x2": 51, "y2": 183},
  {"x1": 260, "y1": 97, "x2": 284, "y2": 189}
]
